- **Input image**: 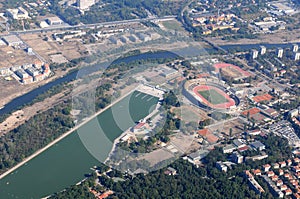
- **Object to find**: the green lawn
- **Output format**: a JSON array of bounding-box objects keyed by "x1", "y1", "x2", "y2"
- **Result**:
[{"x1": 198, "y1": 89, "x2": 229, "y2": 105}]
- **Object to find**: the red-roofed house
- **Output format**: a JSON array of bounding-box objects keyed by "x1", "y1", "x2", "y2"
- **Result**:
[
  {"x1": 99, "y1": 190, "x2": 114, "y2": 199},
  {"x1": 279, "y1": 161, "x2": 287, "y2": 168},
  {"x1": 278, "y1": 169, "x2": 284, "y2": 176},
  {"x1": 281, "y1": 184, "x2": 288, "y2": 191},
  {"x1": 252, "y1": 169, "x2": 262, "y2": 176},
  {"x1": 263, "y1": 164, "x2": 271, "y2": 172},
  {"x1": 277, "y1": 180, "x2": 283, "y2": 186},
  {"x1": 285, "y1": 189, "x2": 293, "y2": 196},
  {"x1": 267, "y1": 171, "x2": 275, "y2": 177},
  {"x1": 271, "y1": 175, "x2": 278, "y2": 181}
]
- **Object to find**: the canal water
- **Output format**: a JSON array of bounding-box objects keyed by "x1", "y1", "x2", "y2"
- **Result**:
[{"x1": 0, "y1": 91, "x2": 158, "y2": 199}]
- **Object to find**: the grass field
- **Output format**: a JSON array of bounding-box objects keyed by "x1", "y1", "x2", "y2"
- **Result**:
[{"x1": 198, "y1": 89, "x2": 229, "y2": 105}]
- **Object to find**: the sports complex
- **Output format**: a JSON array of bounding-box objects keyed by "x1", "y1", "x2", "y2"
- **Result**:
[{"x1": 183, "y1": 78, "x2": 239, "y2": 110}]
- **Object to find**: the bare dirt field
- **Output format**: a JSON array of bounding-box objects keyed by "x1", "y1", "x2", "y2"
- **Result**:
[
  {"x1": 0, "y1": 45, "x2": 38, "y2": 67},
  {"x1": 20, "y1": 33, "x2": 86, "y2": 62},
  {"x1": 209, "y1": 118, "x2": 246, "y2": 135},
  {"x1": 206, "y1": 29, "x2": 300, "y2": 46}
]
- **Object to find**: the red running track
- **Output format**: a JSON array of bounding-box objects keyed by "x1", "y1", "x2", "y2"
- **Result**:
[{"x1": 192, "y1": 85, "x2": 235, "y2": 109}]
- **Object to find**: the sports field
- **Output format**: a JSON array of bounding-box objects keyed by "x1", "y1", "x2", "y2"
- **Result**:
[
  {"x1": 198, "y1": 89, "x2": 229, "y2": 105},
  {"x1": 192, "y1": 85, "x2": 235, "y2": 109}
]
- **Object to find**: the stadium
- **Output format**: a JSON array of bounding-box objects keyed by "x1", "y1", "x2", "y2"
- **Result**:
[{"x1": 183, "y1": 78, "x2": 239, "y2": 110}]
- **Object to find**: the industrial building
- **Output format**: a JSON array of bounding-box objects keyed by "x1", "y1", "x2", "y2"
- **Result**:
[
  {"x1": 2, "y1": 35, "x2": 23, "y2": 47},
  {"x1": 77, "y1": 0, "x2": 95, "y2": 10},
  {"x1": 6, "y1": 7, "x2": 29, "y2": 20},
  {"x1": 46, "y1": 17, "x2": 64, "y2": 26}
]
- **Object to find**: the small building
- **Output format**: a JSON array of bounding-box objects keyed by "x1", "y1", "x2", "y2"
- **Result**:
[
  {"x1": 267, "y1": 171, "x2": 275, "y2": 177},
  {"x1": 232, "y1": 152, "x2": 244, "y2": 164},
  {"x1": 2, "y1": 35, "x2": 23, "y2": 47},
  {"x1": 46, "y1": 16, "x2": 64, "y2": 26},
  {"x1": 252, "y1": 169, "x2": 262, "y2": 176},
  {"x1": 273, "y1": 163, "x2": 280, "y2": 169},
  {"x1": 250, "y1": 141, "x2": 265, "y2": 151},
  {"x1": 277, "y1": 180, "x2": 283, "y2": 186},
  {"x1": 164, "y1": 167, "x2": 177, "y2": 175},
  {"x1": 263, "y1": 164, "x2": 271, "y2": 172},
  {"x1": 248, "y1": 129, "x2": 261, "y2": 136},
  {"x1": 25, "y1": 67, "x2": 39, "y2": 77},
  {"x1": 223, "y1": 144, "x2": 236, "y2": 153},
  {"x1": 216, "y1": 161, "x2": 228, "y2": 172},
  {"x1": 233, "y1": 139, "x2": 246, "y2": 149},
  {"x1": 279, "y1": 161, "x2": 286, "y2": 168}
]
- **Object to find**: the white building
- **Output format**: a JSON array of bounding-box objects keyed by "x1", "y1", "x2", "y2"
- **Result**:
[
  {"x1": 77, "y1": 0, "x2": 95, "y2": 10},
  {"x1": 46, "y1": 16, "x2": 64, "y2": 25},
  {"x1": 6, "y1": 7, "x2": 29, "y2": 20},
  {"x1": 2, "y1": 35, "x2": 23, "y2": 47},
  {"x1": 260, "y1": 46, "x2": 266, "y2": 55},
  {"x1": 251, "y1": 49, "x2": 259, "y2": 59},
  {"x1": 277, "y1": 48, "x2": 283, "y2": 58},
  {"x1": 292, "y1": 44, "x2": 298, "y2": 52},
  {"x1": 294, "y1": 52, "x2": 300, "y2": 61}
]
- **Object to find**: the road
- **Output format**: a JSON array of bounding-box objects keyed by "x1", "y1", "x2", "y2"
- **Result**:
[{"x1": 1, "y1": 16, "x2": 176, "y2": 36}]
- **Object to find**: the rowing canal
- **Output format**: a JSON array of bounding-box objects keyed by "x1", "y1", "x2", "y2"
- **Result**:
[{"x1": 0, "y1": 91, "x2": 159, "y2": 199}]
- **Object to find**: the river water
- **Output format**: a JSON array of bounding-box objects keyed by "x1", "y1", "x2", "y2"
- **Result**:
[{"x1": 0, "y1": 91, "x2": 158, "y2": 198}]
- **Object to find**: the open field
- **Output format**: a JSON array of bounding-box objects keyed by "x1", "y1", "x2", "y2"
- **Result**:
[
  {"x1": 161, "y1": 20, "x2": 185, "y2": 32},
  {"x1": 209, "y1": 117, "x2": 246, "y2": 135},
  {"x1": 198, "y1": 89, "x2": 229, "y2": 105},
  {"x1": 206, "y1": 28, "x2": 300, "y2": 45},
  {"x1": 0, "y1": 45, "x2": 38, "y2": 68},
  {"x1": 20, "y1": 33, "x2": 86, "y2": 62},
  {"x1": 171, "y1": 105, "x2": 209, "y2": 123}
]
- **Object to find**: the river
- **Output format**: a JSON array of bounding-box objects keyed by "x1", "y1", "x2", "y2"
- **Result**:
[{"x1": 0, "y1": 91, "x2": 158, "y2": 198}]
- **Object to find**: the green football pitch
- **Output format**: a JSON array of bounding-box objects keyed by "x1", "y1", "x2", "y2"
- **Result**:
[{"x1": 198, "y1": 89, "x2": 229, "y2": 105}]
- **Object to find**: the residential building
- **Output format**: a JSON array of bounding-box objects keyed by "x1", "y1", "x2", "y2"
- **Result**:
[
  {"x1": 262, "y1": 175, "x2": 284, "y2": 198},
  {"x1": 293, "y1": 44, "x2": 299, "y2": 52},
  {"x1": 294, "y1": 52, "x2": 300, "y2": 61},
  {"x1": 260, "y1": 46, "x2": 267, "y2": 55},
  {"x1": 277, "y1": 48, "x2": 283, "y2": 58},
  {"x1": 263, "y1": 164, "x2": 271, "y2": 172},
  {"x1": 251, "y1": 49, "x2": 259, "y2": 59},
  {"x1": 232, "y1": 152, "x2": 244, "y2": 164}
]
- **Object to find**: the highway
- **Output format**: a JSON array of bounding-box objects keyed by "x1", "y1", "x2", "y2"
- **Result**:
[{"x1": 2, "y1": 15, "x2": 177, "y2": 36}]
